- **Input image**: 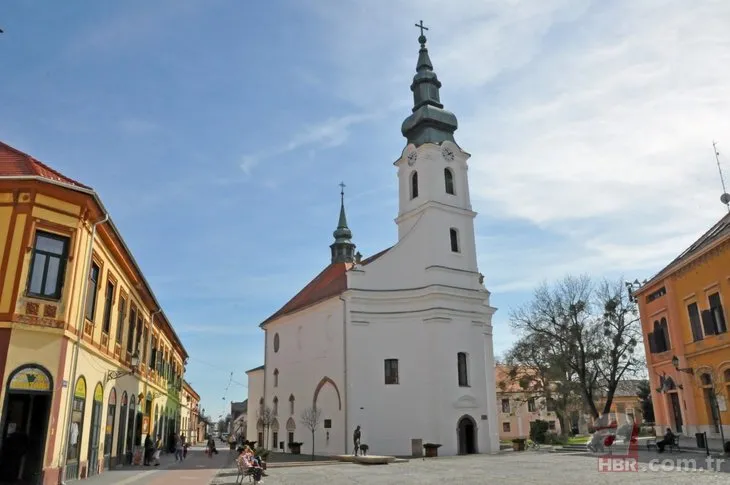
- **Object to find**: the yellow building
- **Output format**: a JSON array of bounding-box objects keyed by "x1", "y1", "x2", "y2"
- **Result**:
[
  {"x1": 0, "y1": 141, "x2": 189, "y2": 484},
  {"x1": 180, "y1": 381, "x2": 200, "y2": 445},
  {"x1": 634, "y1": 212, "x2": 730, "y2": 441}
]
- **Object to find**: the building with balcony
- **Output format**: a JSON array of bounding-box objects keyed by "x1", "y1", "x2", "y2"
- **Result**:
[
  {"x1": 181, "y1": 381, "x2": 201, "y2": 444},
  {"x1": 634, "y1": 212, "x2": 730, "y2": 440},
  {"x1": 0, "y1": 141, "x2": 188, "y2": 484}
]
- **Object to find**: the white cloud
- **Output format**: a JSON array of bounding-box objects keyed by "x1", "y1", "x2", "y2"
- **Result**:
[
  {"x1": 306, "y1": 0, "x2": 730, "y2": 292},
  {"x1": 239, "y1": 112, "x2": 381, "y2": 174}
]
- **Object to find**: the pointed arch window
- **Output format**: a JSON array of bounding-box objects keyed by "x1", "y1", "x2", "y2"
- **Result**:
[
  {"x1": 444, "y1": 168, "x2": 455, "y2": 195},
  {"x1": 289, "y1": 394, "x2": 295, "y2": 415},
  {"x1": 450, "y1": 228, "x2": 460, "y2": 253},
  {"x1": 273, "y1": 368, "x2": 279, "y2": 387},
  {"x1": 410, "y1": 171, "x2": 419, "y2": 199},
  {"x1": 272, "y1": 396, "x2": 279, "y2": 415}
]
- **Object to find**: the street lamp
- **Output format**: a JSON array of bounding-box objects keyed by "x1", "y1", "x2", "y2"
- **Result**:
[
  {"x1": 625, "y1": 279, "x2": 643, "y2": 302},
  {"x1": 671, "y1": 355, "x2": 694, "y2": 375},
  {"x1": 103, "y1": 351, "x2": 140, "y2": 385}
]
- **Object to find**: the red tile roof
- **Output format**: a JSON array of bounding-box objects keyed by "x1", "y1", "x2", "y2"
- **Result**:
[
  {"x1": 0, "y1": 141, "x2": 90, "y2": 189},
  {"x1": 260, "y1": 247, "x2": 392, "y2": 326}
]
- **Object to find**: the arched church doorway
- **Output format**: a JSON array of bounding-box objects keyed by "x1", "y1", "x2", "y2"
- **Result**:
[
  {"x1": 456, "y1": 415, "x2": 478, "y2": 455},
  {"x1": 0, "y1": 364, "x2": 54, "y2": 484}
]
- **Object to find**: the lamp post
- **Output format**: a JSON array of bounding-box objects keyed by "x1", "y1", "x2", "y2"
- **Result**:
[{"x1": 103, "y1": 351, "x2": 140, "y2": 386}]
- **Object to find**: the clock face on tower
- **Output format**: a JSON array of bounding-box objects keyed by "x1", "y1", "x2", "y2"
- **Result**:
[
  {"x1": 442, "y1": 146, "x2": 455, "y2": 162},
  {"x1": 407, "y1": 151, "x2": 418, "y2": 166}
]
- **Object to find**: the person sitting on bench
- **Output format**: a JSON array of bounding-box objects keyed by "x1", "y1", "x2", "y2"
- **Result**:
[{"x1": 657, "y1": 428, "x2": 675, "y2": 453}]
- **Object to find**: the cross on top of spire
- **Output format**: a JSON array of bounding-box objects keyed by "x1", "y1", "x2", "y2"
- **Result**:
[{"x1": 415, "y1": 20, "x2": 428, "y2": 45}]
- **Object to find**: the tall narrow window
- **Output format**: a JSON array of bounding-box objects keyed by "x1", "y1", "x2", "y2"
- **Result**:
[
  {"x1": 126, "y1": 306, "x2": 137, "y2": 353},
  {"x1": 150, "y1": 335, "x2": 157, "y2": 369},
  {"x1": 289, "y1": 395, "x2": 295, "y2": 415},
  {"x1": 450, "y1": 228, "x2": 460, "y2": 253},
  {"x1": 116, "y1": 298, "x2": 126, "y2": 343},
  {"x1": 652, "y1": 319, "x2": 670, "y2": 352},
  {"x1": 501, "y1": 399, "x2": 510, "y2": 413},
  {"x1": 384, "y1": 358, "x2": 399, "y2": 385},
  {"x1": 687, "y1": 302, "x2": 703, "y2": 341},
  {"x1": 709, "y1": 293, "x2": 727, "y2": 334},
  {"x1": 272, "y1": 396, "x2": 279, "y2": 415},
  {"x1": 27, "y1": 231, "x2": 69, "y2": 299},
  {"x1": 457, "y1": 352, "x2": 469, "y2": 387},
  {"x1": 444, "y1": 168, "x2": 455, "y2": 195},
  {"x1": 102, "y1": 281, "x2": 114, "y2": 334},
  {"x1": 410, "y1": 171, "x2": 419, "y2": 199},
  {"x1": 273, "y1": 369, "x2": 279, "y2": 387},
  {"x1": 85, "y1": 262, "x2": 100, "y2": 321}
]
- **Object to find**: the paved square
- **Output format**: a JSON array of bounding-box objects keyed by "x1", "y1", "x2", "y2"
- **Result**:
[{"x1": 212, "y1": 451, "x2": 730, "y2": 485}]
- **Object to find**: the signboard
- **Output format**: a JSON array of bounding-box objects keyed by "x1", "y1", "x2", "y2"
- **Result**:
[
  {"x1": 9, "y1": 367, "x2": 52, "y2": 392},
  {"x1": 718, "y1": 396, "x2": 727, "y2": 412},
  {"x1": 94, "y1": 385, "x2": 103, "y2": 402},
  {"x1": 142, "y1": 416, "x2": 150, "y2": 434},
  {"x1": 75, "y1": 378, "x2": 86, "y2": 399}
]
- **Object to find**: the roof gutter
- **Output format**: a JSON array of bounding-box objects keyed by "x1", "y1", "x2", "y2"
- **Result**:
[{"x1": 0, "y1": 175, "x2": 188, "y2": 357}]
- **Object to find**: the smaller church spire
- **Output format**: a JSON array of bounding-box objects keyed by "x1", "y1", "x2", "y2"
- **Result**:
[
  {"x1": 401, "y1": 21, "x2": 459, "y2": 147},
  {"x1": 330, "y1": 182, "x2": 356, "y2": 264}
]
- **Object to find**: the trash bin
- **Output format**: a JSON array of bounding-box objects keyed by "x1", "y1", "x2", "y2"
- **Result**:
[{"x1": 695, "y1": 432, "x2": 706, "y2": 449}]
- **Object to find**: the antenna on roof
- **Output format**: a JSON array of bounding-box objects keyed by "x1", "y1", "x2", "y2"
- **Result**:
[{"x1": 712, "y1": 141, "x2": 730, "y2": 213}]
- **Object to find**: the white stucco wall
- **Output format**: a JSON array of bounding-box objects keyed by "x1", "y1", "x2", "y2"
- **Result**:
[
  {"x1": 261, "y1": 297, "x2": 346, "y2": 456},
  {"x1": 245, "y1": 368, "x2": 263, "y2": 445}
]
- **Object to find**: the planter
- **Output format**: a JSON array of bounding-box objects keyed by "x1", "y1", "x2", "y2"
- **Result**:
[
  {"x1": 288, "y1": 442, "x2": 303, "y2": 455},
  {"x1": 423, "y1": 443, "x2": 442, "y2": 458},
  {"x1": 512, "y1": 439, "x2": 526, "y2": 451}
]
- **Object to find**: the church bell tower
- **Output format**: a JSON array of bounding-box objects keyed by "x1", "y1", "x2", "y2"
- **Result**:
[
  {"x1": 394, "y1": 22, "x2": 477, "y2": 270},
  {"x1": 330, "y1": 184, "x2": 356, "y2": 264}
]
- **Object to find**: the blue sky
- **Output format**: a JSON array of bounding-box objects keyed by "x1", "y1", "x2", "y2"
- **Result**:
[{"x1": 3, "y1": 1, "x2": 730, "y2": 420}]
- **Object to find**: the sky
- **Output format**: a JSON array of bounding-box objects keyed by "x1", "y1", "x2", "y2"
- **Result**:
[{"x1": 2, "y1": 0, "x2": 730, "y2": 421}]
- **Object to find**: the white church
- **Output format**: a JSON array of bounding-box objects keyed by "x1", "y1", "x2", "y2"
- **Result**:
[{"x1": 246, "y1": 27, "x2": 500, "y2": 457}]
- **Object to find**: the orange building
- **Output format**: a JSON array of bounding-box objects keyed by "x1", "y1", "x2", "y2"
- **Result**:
[
  {"x1": 634, "y1": 212, "x2": 730, "y2": 441},
  {"x1": 495, "y1": 365, "x2": 562, "y2": 440},
  {"x1": 0, "y1": 141, "x2": 188, "y2": 484}
]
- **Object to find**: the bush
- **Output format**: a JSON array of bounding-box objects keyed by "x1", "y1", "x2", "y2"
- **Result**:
[
  {"x1": 544, "y1": 433, "x2": 566, "y2": 445},
  {"x1": 529, "y1": 420, "x2": 550, "y2": 444}
]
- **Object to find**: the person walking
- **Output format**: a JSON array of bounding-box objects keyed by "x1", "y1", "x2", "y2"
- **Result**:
[
  {"x1": 153, "y1": 435, "x2": 162, "y2": 466},
  {"x1": 353, "y1": 425, "x2": 361, "y2": 456},
  {"x1": 143, "y1": 435, "x2": 154, "y2": 466},
  {"x1": 175, "y1": 434, "x2": 184, "y2": 461}
]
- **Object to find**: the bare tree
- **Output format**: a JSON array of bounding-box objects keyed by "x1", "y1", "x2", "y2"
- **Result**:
[
  {"x1": 300, "y1": 406, "x2": 322, "y2": 460},
  {"x1": 502, "y1": 332, "x2": 581, "y2": 434},
  {"x1": 510, "y1": 275, "x2": 642, "y2": 421},
  {"x1": 257, "y1": 406, "x2": 274, "y2": 449}
]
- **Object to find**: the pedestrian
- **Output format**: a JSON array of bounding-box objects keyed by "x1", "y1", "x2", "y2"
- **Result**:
[
  {"x1": 143, "y1": 435, "x2": 154, "y2": 466},
  {"x1": 153, "y1": 435, "x2": 162, "y2": 466},
  {"x1": 175, "y1": 434, "x2": 184, "y2": 461},
  {"x1": 353, "y1": 425, "x2": 361, "y2": 456}
]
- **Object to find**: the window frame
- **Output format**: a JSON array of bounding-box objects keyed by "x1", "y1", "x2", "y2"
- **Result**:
[
  {"x1": 708, "y1": 292, "x2": 728, "y2": 334},
  {"x1": 101, "y1": 279, "x2": 115, "y2": 334},
  {"x1": 444, "y1": 168, "x2": 455, "y2": 195},
  {"x1": 687, "y1": 302, "x2": 704, "y2": 341},
  {"x1": 116, "y1": 297, "x2": 126, "y2": 343},
  {"x1": 457, "y1": 352, "x2": 469, "y2": 387},
  {"x1": 501, "y1": 399, "x2": 510, "y2": 413},
  {"x1": 26, "y1": 230, "x2": 70, "y2": 300},
  {"x1": 449, "y1": 228, "x2": 460, "y2": 253},
  {"x1": 410, "y1": 171, "x2": 419, "y2": 199},
  {"x1": 502, "y1": 422, "x2": 511, "y2": 433},
  {"x1": 384, "y1": 358, "x2": 399, "y2": 385},
  {"x1": 85, "y1": 262, "x2": 101, "y2": 321}
]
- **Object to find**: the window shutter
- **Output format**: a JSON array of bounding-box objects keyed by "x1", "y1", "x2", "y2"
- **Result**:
[
  {"x1": 647, "y1": 332, "x2": 657, "y2": 353},
  {"x1": 702, "y1": 310, "x2": 716, "y2": 336}
]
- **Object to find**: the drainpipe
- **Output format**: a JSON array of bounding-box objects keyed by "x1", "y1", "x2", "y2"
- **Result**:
[
  {"x1": 339, "y1": 295, "x2": 348, "y2": 454},
  {"x1": 60, "y1": 213, "x2": 109, "y2": 484}
]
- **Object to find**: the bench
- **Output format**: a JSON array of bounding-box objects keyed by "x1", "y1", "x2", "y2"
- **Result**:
[{"x1": 647, "y1": 435, "x2": 680, "y2": 452}]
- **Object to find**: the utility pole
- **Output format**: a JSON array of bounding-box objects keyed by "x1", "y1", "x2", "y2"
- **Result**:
[{"x1": 712, "y1": 141, "x2": 730, "y2": 212}]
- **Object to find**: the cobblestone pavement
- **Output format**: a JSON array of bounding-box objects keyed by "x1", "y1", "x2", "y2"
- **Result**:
[{"x1": 211, "y1": 451, "x2": 730, "y2": 485}]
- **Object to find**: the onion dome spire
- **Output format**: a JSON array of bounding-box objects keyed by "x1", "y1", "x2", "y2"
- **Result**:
[
  {"x1": 330, "y1": 182, "x2": 356, "y2": 264},
  {"x1": 401, "y1": 21, "x2": 458, "y2": 147}
]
